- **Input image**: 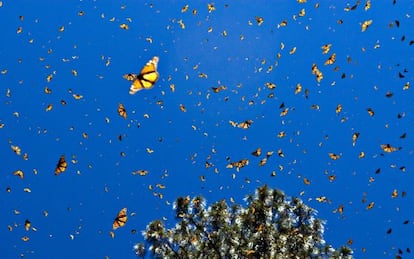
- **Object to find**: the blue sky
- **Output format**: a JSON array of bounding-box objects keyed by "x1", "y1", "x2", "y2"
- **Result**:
[{"x1": 1, "y1": 1, "x2": 413, "y2": 258}]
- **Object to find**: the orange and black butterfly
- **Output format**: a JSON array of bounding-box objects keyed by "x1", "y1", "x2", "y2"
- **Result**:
[
  {"x1": 367, "y1": 108, "x2": 375, "y2": 117},
  {"x1": 238, "y1": 120, "x2": 253, "y2": 129},
  {"x1": 24, "y1": 219, "x2": 31, "y2": 231},
  {"x1": 251, "y1": 147, "x2": 262, "y2": 157},
  {"x1": 117, "y1": 103, "x2": 127, "y2": 119},
  {"x1": 113, "y1": 208, "x2": 128, "y2": 230},
  {"x1": 324, "y1": 53, "x2": 336, "y2": 65},
  {"x1": 211, "y1": 85, "x2": 227, "y2": 93},
  {"x1": 328, "y1": 153, "x2": 341, "y2": 160},
  {"x1": 124, "y1": 56, "x2": 159, "y2": 95},
  {"x1": 311, "y1": 63, "x2": 323, "y2": 82},
  {"x1": 380, "y1": 144, "x2": 400, "y2": 153},
  {"x1": 361, "y1": 20, "x2": 372, "y2": 32},
  {"x1": 321, "y1": 43, "x2": 331, "y2": 54},
  {"x1": 55, "y1": 155, "x2": 67, "y2": 175}
]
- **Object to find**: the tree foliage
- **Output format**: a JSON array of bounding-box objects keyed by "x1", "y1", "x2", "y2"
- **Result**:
[{"x1": 134, "y1": 185, "x2": 353, "y2": 258}]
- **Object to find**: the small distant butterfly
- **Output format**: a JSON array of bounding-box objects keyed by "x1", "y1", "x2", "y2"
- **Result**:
[
  {"x1": 321, "y1": 43, "x2": 332, "y2": 54},
  {"x1": 251, "y1": 147, "x2": 262, "y2": 157},
  {"x1": 380, "y1": 144, "x2": 399, "y2": 153},
  {"x1": 324, "y1": 53, "x2": 336, "y2": 65},
  {"x1": 55, "y1": 155, "x2": 67, "y2": 175},
  {"x1": 118, "y1": 103, "x2": 127, "y2": 119},
  {"x1": 361, "y1": 20, "x2": 373, "y2": 32},
  {"x1": 113, "y1": 208, "x2": 128, "y2": 230},
  {"x1": 238, "y1": 120, "x2": 253, "y2": 129}
]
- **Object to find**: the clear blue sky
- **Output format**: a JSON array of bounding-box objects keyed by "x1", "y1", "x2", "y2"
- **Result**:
[{"x1": 1, "y1": 1, "x2": 413, "y2": 258}]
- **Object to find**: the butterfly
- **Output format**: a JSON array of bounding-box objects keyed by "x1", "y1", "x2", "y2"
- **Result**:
[
  {"x1": 124, "y1": 56, "x2": 159, "y2": 95},
  {"x1": 361, "y1": 20, "x2": 372, "y2": 32},
  {"x1": 324, "y1": 53, "x2": 336, "y2": 65},
  {"x1": 238, "y1": 120, "x2": 253, "y2": 129},
  {"x1": 367, "y1": 107, "x2": 375, "y2": 117},
  {"x1": 24, "y1": 219, "x2": 31, "y2": 231},
  {"x1": 251, "y1": 147, "x2": 262, "y2": 157},
  {"x1": 321, "y1": 43, "x2": 332, "y2": 54},
  {"x1": 380, "y1": 144, "x2": 399, "y2": 153},
  {"x1": 328, "y1": 153, "x2": 341, "y2": 160},
  {"x1": 55, "y1": 155, "x2": 67, "y2": 175},
  {"x1": 13, "y1": 170, "x2": 24, "y2": 179},
  {"x1": 113, "y1": 208, "x2": 128, "y2": 230},
  {"x1": 117, "y1": 103, "x2": 127, "y2": 118},
  {"x1": 311, "y1": 63, "x2": 323, "y2": 82},
  {"x1": 11, "y1": 145, "x2": 21, "y2": 155}
]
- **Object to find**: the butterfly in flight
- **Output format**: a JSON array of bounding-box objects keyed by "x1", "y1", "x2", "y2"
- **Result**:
[
  {"x1": 113, "y1": 208, "x2": 128, "y2": 230},
  {"x1": 55, "y1": 155, "x2": 67, "y2": 175},
  {"x1": 117, "y1": 103, "x2": 127, "y2": 118},
  {"x1": 124, "y1": 56, "x2": 159, "y2": 94}
]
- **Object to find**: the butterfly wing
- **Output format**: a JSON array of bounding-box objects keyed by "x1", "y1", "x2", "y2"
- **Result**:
[
  {"x1": 129, "y1": 78, "x2": 145, "y2": 94},
  {"x1": 113, "y1": 208, "x2": 128, "y2": 230}
]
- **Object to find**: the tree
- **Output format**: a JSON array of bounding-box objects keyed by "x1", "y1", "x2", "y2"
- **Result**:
[{"x1": 134, "y1": 185, "x2": 353, "y2": 258}]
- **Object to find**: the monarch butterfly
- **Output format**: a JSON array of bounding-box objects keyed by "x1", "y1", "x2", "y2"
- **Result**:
[
  {"x1": 11, "y1": 145, "x2": 21, "y2": 155},
  {"x1": 24, "y1": 219, "x2": 31, "y2": 231},
  {"x1": 361, "y1": 20, "x2": 372, "y2": 32},
  {"x1": 211, "y1": 85, "x2": 226, "y2": 93},
  {"x1": 335, "y1": 104, "x2": 342, "y2": 114},
  {"x1": 316, "y1": 196, "x2": 327, "y2": 202},
  {"x1": 277, "y1": 131, "x2": 286, "y2": 138},
  {"x1": 365, "y1": 0, "x2": 371, "y2": 11},
  {"x1": 238, "y1": 120, "x2": 253, "y2": 129},
  {"x1": 179, "y1": 104, "x2": 186, "y2": 112},
  {"x1": 131, "y1": 169, "x2": 148, "y2": 176},
  {"x1": 280, "y1": 108, "x2": 289, "y2": 116},
  {"x1": 266, "y1": 151, "x2": 274, "y2": 158},
  {"x1": 251, "y1": 147, "x2": 262, "y2": 157},
  {"x1": 13, "y1": 170, "x2": 24, "y2": 179},
  {"x1": 328, "y1": 153, "x2": 341, "y2": 160},
  {"x1": 321, "y1": 44, "x2": 332, "y2": 54},
  {"x1": 352, "y1": 132, "x2": 360, "y2": 146},
  {"x1": 391, "y1": 189, "x2": 398, "y2": 198},
  {"x1": 311, "y1": 63, "x2": 323, "y2": 82},
  {"x1": 117, "y1": 103, "x2": 127, "y2": 118},
  {"x1": 367, "y1": 107, "x2": 375, "y2": 117},
  {"x1": 324, "y1": 53, "x2": 336, "y2": 65},
  {"x1": 259, "y1": 157, "x2": 267, "y2": 166},
  {"x1": 255, "y1": 16, "x2": 264, "y2": 26},
  {"x1": 113, "y1": 208, "x2": 128, "y2": 230},
  {"x1": 55, "y1": 155, "x2": 67, "y2": 175},
  {"x1": 124, "y1": 56, "x2": 159, "y2": 95},
  {"x1": 380, "y1": 144, "x2": 399, "y2": 153},
  {"x1": 72, "y1": 94, "x2": 83, "y2": 100}
]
